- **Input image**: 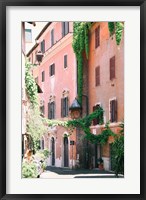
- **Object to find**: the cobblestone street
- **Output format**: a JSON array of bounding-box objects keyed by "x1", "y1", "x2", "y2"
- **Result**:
[{"x1": 40, "y1": 166, "x2": 124, "y2": 178}]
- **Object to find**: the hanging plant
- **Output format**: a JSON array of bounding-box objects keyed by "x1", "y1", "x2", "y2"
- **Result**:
[{"x1": 108, "y1": 22, "x2": 124, "y2": 45}]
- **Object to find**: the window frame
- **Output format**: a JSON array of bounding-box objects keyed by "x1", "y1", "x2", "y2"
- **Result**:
[
  {"x1": 110, "y1": 56, "x2": 116, "y2": 80},
  {"x1": 95, "y1": 66, "x2": 100, "y2": 86},
  {"x1": 109, "y1": 98, "x2": 117, "y2": 123}
]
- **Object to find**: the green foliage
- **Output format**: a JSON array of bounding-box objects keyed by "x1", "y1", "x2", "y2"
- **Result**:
[
  {"x1": 22, "y1": 162, "x2": 38, "y2": 178},
  {"x1": 25, "y1": 61, "x2": 38, "y2": 107},
  {"x1": 72, "y1": 22, "x2": 91, "y2": 105},
  {"x1": 26, "y1": 108, "x2": 48, "y2": 152},
  {"x1": 108, "y1": 22, "x2": 124, "y2": 45},
  {"x1": 111, "y1": 122, "x2": 124, "y2": 176}
]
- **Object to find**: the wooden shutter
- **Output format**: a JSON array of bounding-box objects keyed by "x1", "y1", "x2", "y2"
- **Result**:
[
  {"x1": 53, "y1": 64, "x2": 55, "y2": 75},
  {"x1": 64, "y1": 55, "x2": 67, "y2": 68},
  {"x1": 61, "y1": 98, "x2": 64, "y2": 117},
  {"x1": 51, "y1": 29, "x2": 54, "y2": 46},
  {"x1": 48, "y1": 103, "x2": 50, "y2": 119},
  {"x1": 93, "y1": 106, "x2": 98, "y2": 125},
  {"x1": 110, "y1": 56, "x2": 115, "y2": 80},
  {"x1": 65, "y1": 22, "x2": 69, "y2": 35},
  {"x1": 113, "y1": 99, "x2": 117, "y2": 122},
  {"x1": 95, "y1": 66, "x2": 100, "y2": 86},
  {"x1": 66, "y1": 97, "x2": 69, "y2": 116},
  {"x1": 95, "y1": 26, "x2": 100, "y2": 48},
  {"x1": 52, "y1": 102, "x2": 55, "y2": 119}
]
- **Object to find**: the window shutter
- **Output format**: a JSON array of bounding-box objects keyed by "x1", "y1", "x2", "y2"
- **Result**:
[
  {"x1": 95, "y1": 66, "x2": 100, "y2": 86},
  {"x1": 95, "y1": 26, "x2": 100, "y2": 48},
  {"x1": 61, "y1": 98, "x2": 64, "y2": 117},
  {"x1": 53, "y1": 64, "x2": 55, "y2": 75},
  {"x1": 43, "y1": 40, "x2": 45, "y2": 53},
  {"x1": 93, "y1": 106, "x2": 98, "y2": 125},
  {"x1": 110, "y1": 101, "x2": 112, "y2": 122},
  {"x1": 48, "y1": 103, "x2": 50, "y2": 119},
  {"x1": 64, "y1": 55, "x2": 67, "y2": 68},
  {"x1": 53, "y1": 102, "x2": 55, "y2": 119},
  {"x1": 66, "y1": 97, "x2": 69, "y2": 116},
  {"x1": 113, "y1": 99, "x2": 117, "y2": 122},
  {"x1": 62, "y1": 22, "x2": 65, "y2": 37},
  {"x1": 110, "y1": 56, "x2": 115, "y2": 80},
  {"x1": 65, "y1": 22, "x2": 69, "y2": 35},
  {"x1": 49, "y1": 65, "x2": 51, "y2": 76},
  {"x1": 51, "y1": 29, "x2": 54, "y2": 46}
]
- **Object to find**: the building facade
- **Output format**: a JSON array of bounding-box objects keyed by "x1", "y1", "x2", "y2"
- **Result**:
[
  {"x1": 27, "y1": 22, "x2": 78, "y2": 168},
  {"x1": 87, "y1": 22, "x2": 124, "y2": 171}
]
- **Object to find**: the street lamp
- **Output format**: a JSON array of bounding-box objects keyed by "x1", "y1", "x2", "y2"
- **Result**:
[
  {"x1": 69, "y1": 98, "x2": 82, "y2": 119},
  {"x1": 36, "y1": 51, "x2": 43, "y2": 65}
]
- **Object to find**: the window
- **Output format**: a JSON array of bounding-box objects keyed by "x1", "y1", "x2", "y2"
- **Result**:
[
  {"x1": 110, "y1": 99, "x2": 117, "y2": 122},
  {"x1": 61, "y1": 97, "x2": 69, "y2": 117},
  {"x1": 42, "y1": 71, "x2": 45, "y2": 82},
  {"x1": 62, "y1": 22, "x2": 69, "y2": 37},
  {"x1": 110, "y1": 56, "x2": 115, "y2": 80},
  {"x1": 93, "y1": 104, "x2": 101, "y2": 125},
  {"x1": 25, "y1": 29, "x2": 32, "y2": 43},
  {"x1": 48, "y1": 101, "x2": 55, "y2": 119},
  {"x1": 51, "y1": 29, "x2": 54, "y2": 46},
  {"x1": 41, "y1": 138, "x2": 44, "y2": 150},
  {"x1": 50, "y1": 64, "x2": 55, "y2": 76},
  {"x1": 41, "y1": 40, "x2": 45, "y2": 53},
  {"x1": 64, "y1": 55, "x2": 67, "y2": 68},
  {"x1": 95, "y1": 26, "x2": 100, "y2": 48},
  {"x1": 95, "y1": 66, "x2": 100, "y2": 86}
]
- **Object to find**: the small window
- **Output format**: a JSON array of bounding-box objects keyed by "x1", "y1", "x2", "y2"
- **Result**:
[
  {"x1": 48, "y1": 101, "x2": 55, "y2": 119},
  {"x1": 93, "y1": 104, "x2": 102, "y2": 125},
  {"x1": 40, "y1": 105, "x2": 45, "y2": 116},
  {"x1": 42, "y1": 71, "x2": 45, "y2": 82},
  {"x1": 62, "y1": 22, "x2": 69, "y2": 37},
  {"x1": 95, "y1": 66, "x2": 100, "y2": 86},
  {"x1": 51, "y1": 29, "x2": 54, "y2": 46},
  {"x1": 50, "y1": 64, "x2": 55, "y2": 76},
  {"x1": 61, "y1": 97, "x2": 69, "y2": 117},
  {"x1": 110, "y1": 56, "x2": 115, "y2": 80},
  {"x1": 25, "y1": 29, "x2": 32, "y2": 43},
  {"x1": 64, "y1": 55, "x2": 67, "y2": 68},
  {"x1": 110, "y1": 99, "x2": 117, "y2": 122},
  {"x1": 95, "y1": 26, "x2": 100, "y2": 48},
  {"x1": 41, "y1": 40, "x2": 45, "y2": 53}
]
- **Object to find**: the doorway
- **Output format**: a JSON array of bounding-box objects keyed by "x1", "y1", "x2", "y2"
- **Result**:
[{"x1": 64, "y1": 137, "x2": 69, "y2": 167}]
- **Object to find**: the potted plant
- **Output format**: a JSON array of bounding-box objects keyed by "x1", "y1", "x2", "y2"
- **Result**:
[{"x1": 97, "y1": 157, "x2": 104, "y2": 170}]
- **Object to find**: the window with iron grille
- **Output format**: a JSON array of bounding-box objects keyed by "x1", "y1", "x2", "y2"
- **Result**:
[
  {"x1": 51, "y1": 29, "x2": 54, "y2": 46},
  {"x1": 110, "y1": 99, "x2": 117, "y2": 122},
  {"x1": 95, "y1": 26, "x2": 100, "y2": 48},
  {"x1": 93, "y1": 104, "x2": 101, "y2": 125},
  {"x1": 110, "y1": 56, "x2": 115, "y2": 80},
  {"x1": 42, "y1": 71, "x2": 45, "y2": 82},
  {"x1": 50, "y1": 64, "x2": 55, "y2": 76},
  {"x1": 64, "y1": 55, "x2": 67, "y2": 68},
  {"x1": 62, "y1": 22, "x2": 69, "y2": 37},
  {"x1": 95, "y1": 66, "x2": 100, "y2": 86},
  {"x1": 61, "y1": 97, "x2": 69, "y2": 117},
  {"x1": 48, "y1": 101, "x2": 55, "y2": 119},
  {"x1": 41, "y1": 40, "x2": 45, "y2": 53}
]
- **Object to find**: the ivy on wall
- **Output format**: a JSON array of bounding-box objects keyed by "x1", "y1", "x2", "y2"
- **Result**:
[
  {"x1": 108, "y1": 22, "x2": 124, "y2": 45},
  {"x1": 25, "y1": 61, "x2": 38, "y2": 107},
  {"x1": 72, "y1": 22, "x2": 91, "y2": 105}
]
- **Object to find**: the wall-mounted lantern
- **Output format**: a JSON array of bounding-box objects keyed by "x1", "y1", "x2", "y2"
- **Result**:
[
  {"x1": 36, "y1": 51, "x2": 43, "y2": 64},
  {"x1": 69, "y1": 98, "x2": 82, "y2": 119}
]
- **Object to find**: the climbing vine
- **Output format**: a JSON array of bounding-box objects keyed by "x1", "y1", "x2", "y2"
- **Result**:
[
  {"x1": 108, "y1": 22, "x2": 124, "y2": 45},
  {"x1": 25, "y1": 61, "x2": 38, "y2": 107},
  {"x1": 72, "y1": 22, "x2": 91, "y2": 105}
]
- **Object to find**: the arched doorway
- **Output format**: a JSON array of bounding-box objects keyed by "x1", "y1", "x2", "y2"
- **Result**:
[
  {"x1": 64, "y1": 137, "x2": 69, "y2": 167},
  {"x1": 51, "y1": 137, "x2": 55, "y2": 166}
]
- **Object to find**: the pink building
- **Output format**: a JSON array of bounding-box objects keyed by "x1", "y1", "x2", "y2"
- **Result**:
[{"x1": 27, "y1": 22, "x2": 78, "y2": 168}]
